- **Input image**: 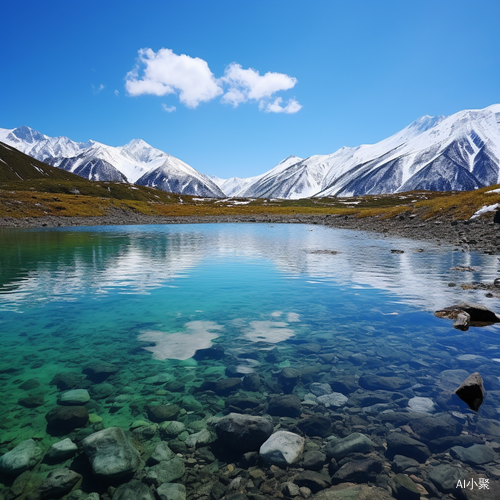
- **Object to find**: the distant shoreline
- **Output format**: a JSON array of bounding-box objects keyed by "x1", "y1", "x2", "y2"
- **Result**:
[{"x1": 1, "y1": 212, "x2": 499, "y2": 255}]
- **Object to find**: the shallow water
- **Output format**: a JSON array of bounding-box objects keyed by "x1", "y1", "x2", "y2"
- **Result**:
[{"x1": 1, "y1": 223, "x2": 499, "y2": 495}]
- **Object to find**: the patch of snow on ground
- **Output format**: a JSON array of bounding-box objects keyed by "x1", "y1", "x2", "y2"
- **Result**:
[
  {"x1": 469, "y1": 203, "x2": 500, "y2": 219},
  {"x1": 485, "y1": 188, "x2": 500, "y2": 194}
]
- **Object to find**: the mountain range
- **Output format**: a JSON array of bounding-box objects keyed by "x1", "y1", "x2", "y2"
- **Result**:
[{"x1": 1, "y1": 103, "x2": 499, "y2": 198}]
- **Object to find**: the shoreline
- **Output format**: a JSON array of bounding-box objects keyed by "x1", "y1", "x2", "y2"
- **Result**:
[{"x1": 1, "y1": 212, "x2": 499, "y2": 255}]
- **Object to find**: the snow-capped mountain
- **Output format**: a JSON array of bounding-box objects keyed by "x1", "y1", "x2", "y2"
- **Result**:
[
  {"x1": 2, "y1": 103, "x2": 500, "y2": 199},
  {"x1": 0, "y1": 126, "x2": 223, "y2": 197},
  {"x1": 136, "y1": 156, "x2": 225, "y2": 198}
]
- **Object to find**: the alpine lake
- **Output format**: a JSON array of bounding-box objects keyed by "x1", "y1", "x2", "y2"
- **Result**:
[{"x1": 1, "y1": 222, "x2": 500, "y2": 500}]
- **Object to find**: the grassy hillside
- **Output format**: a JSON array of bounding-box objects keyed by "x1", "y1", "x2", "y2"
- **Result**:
[{"x1": 1, "y1": 140, "x2": 499, "y2": 221}]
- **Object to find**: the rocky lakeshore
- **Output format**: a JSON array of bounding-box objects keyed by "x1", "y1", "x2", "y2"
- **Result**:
[{"x1": 1, "y1": 209, "x2": 499, "y2": 255}]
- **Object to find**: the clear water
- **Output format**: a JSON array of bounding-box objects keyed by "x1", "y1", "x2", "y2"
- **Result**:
[{"x1": 1, "y1": 223, "x2": 499, "y2": 487}]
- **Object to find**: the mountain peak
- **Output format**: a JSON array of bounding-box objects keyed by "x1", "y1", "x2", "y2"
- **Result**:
[{"x1": 11, "y1": 125, "x2": 46, "y2": 144}]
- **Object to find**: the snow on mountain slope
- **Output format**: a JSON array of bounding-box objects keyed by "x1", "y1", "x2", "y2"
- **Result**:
[
  {"x1": 136, "y1": 155, "x2": 225, "y2": 198},
  {"x1": 316, "y1": 104, "x2": 500, "y2": 196},
  {"x1": 210, "y1": 175, "x2": 261, "y2": 197},
  {"x1": 0, "y1": 126, "x2": 221, "y2": 196}
]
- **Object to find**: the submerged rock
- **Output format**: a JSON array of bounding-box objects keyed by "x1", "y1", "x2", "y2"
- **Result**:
[
  {"x1": 450, "y1": 443, "x2": 497, "y2": 465},
  {"x1": 46, "y1": 438, "x2": 78, "y2": 462},
  {"x1": 144, "y1": 457, "x2": 185, "y2": 487},
  {"x1": 112, "y1": 479, "x2": 155, "y2": 500},
  {"x1": 454, "y1": 371, "x2": 485, "y2": 411},
  {"x1": 325, "y1": 433, "x2": 374, "y2": 461},
  {"x1": 215, "y1": 413, "x2": 273, "y2": 451},
  {"x1": 386, "y1": 433, "x2": 431, "y2": 462},
  {"x1": 82, "y1": 427, "x2": 140, "y2": 480},
  {"x1": 82, "y1": 362, "x2": 118, "y2": 383},
  {"x1": 268, "y1": 394, "x2": 302, "y2": 417},
  {"x1": 157, "y1": 482, "x2": 187, "y2": 500},
  {"x1": 45, "y1": 406, "x2": 89, "y2": 433},
  {"x1": 39, "y1": 468, "x2": 82, "y2": 498},
  {"x1": 58, "y1": 389, "x2": 91, "y2": 406},
  {"x1": 147, "y1": 404, "x2": 181, "y2": 422},
  {"x1": 0, "y1": 439, "x2": 43, "y2": 476},
  {"x1": 259, "y1": 431, "x2": 305, "y2": 467},
  {"x1": 298, "y1": 415, "x2": 331, "y2": 437}
]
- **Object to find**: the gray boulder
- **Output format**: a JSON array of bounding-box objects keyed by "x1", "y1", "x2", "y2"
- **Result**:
[
  {"x1": 450, "y1": 444, "x2": 497, "y2": 465},
  {"x1": 0, "y1": 439, "x2": 43, "y2": 476},
  {"x1": 259, "y1": 431, "x2": 305, "y2": 467},
  {"x1": 386, "y1": 433, "x2": 431, "y2": 462},
  {"x1": 157, "y1": 483, "x2": 186, "y2": 500},
  {"x1": 46, "y1": 438, "x2": 78, "y2": 462},
  {"x1": 325, "y1": 433, "x2": 373, "y2": 461},
  {"x1": 428, "y1": 464, "x2": 463, "y2": 494},
  {"x1": 455, "y1": 372, "x2": 485, "y2": 411},
  {"x1": 149, "y1": 441, "x2": 175, "y2": 465},
  {"x1": 82, "y1": 427, "x2": 140, "y2": 480},
  {"x1": 268, "y1": 394, "x2": 302, "y2": 417},
  {"x1": 215, "y1": 413, "x2": 273, "y2": 451},
  {"x1": 112, "y1": 480, "x2": 154, "y2": 500},
  {"x1": 39, "y1": 468, "x2": 82, "y2": 498},
  {"x1": 144, "y1": 457, "x2": 185, "y2": 487},
  {"x1": 58, "y1": 389, "x2": 91, "y2": 405},
  {"x1": 435, "y1": 302, "x2": 500, "y2": 330}
]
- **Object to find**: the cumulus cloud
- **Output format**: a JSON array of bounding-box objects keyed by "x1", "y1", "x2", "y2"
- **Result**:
[
  {"x1": 221, "y1": 63, "x2": 298, "y2": 106},
  {"x1": 114, "y1": 89, "x2": 119, "y2": 96},
  {"x1": 125, "y1": 48, "x2": 223, "y2": 108},
  {"x1": 125, "y1": 48, "x2": 301, "y2": 113},
  {"x1": 162, "y1": 103, "x2": 176, "y2": 112},
  {"x1": 260, "y1": 97, "x2": 302, "y2": 114}
]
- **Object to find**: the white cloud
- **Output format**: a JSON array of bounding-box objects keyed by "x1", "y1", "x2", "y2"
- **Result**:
[
  {"x1": 162, "y1": 103, "x2": 176, "y2": 113},
  {"x1": 125, "y1": 48, "x2": 301, "y2": 113},
  {"x1": 261, "y1": 97, "x2": 302, "y2": 114},
  {"x1": 114, "y1": 89, "x2": 119, "y2": 96},
  {"x1": 221, "y1": 63, "x2": 298, "y2": 106},
  {"x1": 125, "y1": 48, "x2": 223, "y2": 108}
]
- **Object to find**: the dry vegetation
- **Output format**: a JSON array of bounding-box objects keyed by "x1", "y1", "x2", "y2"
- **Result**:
[{"x1": 1, "y1": 178, "x2": 499, "y2": 221}]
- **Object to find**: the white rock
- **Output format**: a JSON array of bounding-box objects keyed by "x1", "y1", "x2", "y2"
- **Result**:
[
  {"x1": 0, "y1": 439, "x2": 43, "y2": 476},
  {"x1": 59, "y1": 389, "x2": 90, "y2": 405},
  {"x1": 259, "y1": 431, "x2": 305, "y2": 467},
  {"x1": 408, "y1": 396, "x2": 435, "y2": 414},
  {"x1": 309, "y1": 383, "x2": 332, "y2": 397},
  {"x1": 184, "y1": 429, "x2": 214, "y2": 448},
  {"x1": 317, "y1": 392, "x2": 348, "y2": 407},
  {"x1": 46, "y1": 438, "x2": 78, "y2": 461}
]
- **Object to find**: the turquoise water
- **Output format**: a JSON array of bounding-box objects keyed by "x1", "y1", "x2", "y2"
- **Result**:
[{"x1": 1, "y1": 223, "x2": 500, "y2": 490}]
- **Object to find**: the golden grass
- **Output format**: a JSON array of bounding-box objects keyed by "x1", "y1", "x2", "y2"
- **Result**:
[{"x1": 1, "y1": 182, "x2": 499, "y2": 221}]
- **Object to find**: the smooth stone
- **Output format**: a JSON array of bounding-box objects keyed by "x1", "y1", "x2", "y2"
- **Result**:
[
  {"x1": 407, "y1": 396, "x2": 435, "y2": 414},
  {"x1": 298, "y1": 415, "x2": 332, "y2": 437},
  {"x1": 386, "y1": 433, "x2": 431, "y2": 462},
  {"x1": 160, "y1": 420, "x2": 186, "y2": 438},
  {"x1": 391, "y1": 455, "x2": 420, "y2": 473},
  {"x1": 90, "y1": 383, "x2": 115, "y2": 399},
  {"x1": 144, "y1": 457, "x2": 185, "y2": 487},
  {"x1": 184, "y1": 428, "x2": 214, "y2": 448},
  {"x1": 9, "y1": 470, "x2": 44, "y2": 498},
  {"x1": 38, "y1": 468, "x2": 82, "y2": 499},
  {"x1": 157, "y1": 482, "x2": 187, "y2": 500},
  {"x1": 390, "y1": 473, "x2": 420, "y2": 500},
  {"x1": 242, "y1": 373, "x2": 261, "y2": 391},
  {"x1": 313, "y1": 483, "x2": 394, "y2": 500},
  {"x1": 429, "y1": 434, "x2": 483, "y2": 453},
  {"x1": 302, "y1": 450, "x2": 326, "y2": 471},
  {"x1": 278, "y1": 367, "x2": 301, "y2": 394},
  {"x1": 317, "y1": 392, "x2": 348, "y2": 408},
  {"x1": 450, "y1": 444, "x2": 497, "y2": 465},
  {"x1": 144, "y1": 373, "x2": 174, "y2": 385},
  {"x1": 149, "y1": 441, "x2": 175, "y2": 464},
  {"x1": 476, "y1": 418, "x2": 500, "y2": 437},
  {"x1": 309, "y1": 383, "x2": 333, "y2": 396},
  {"x1": 82, "y1": 427, "x2": 140, "y2": 480},
  {"x1": 50, "y1": 372, "x2": 84, "y2": 391},
  {"x1": 294, "y1": 471, "x2": 332, "y2": 493},
  {"x1": 268, "y1": 394, "x2": 302, "y2": 417},
  {"x1": 259, "y1": 431, "x2": 305, "y2": 467},
  {"x1": 455, "y1": 372, "x2": 485, "y2": 411},
  {"x1": 325, "y1": 433, "x2": 374, "y2": 461},
  {"x1": 147, "y1": 404, "x2": 181, "y2": 422},
  {"x1": 46, "y1": 438, "x2": 78, "y2": 462},
  {"x1": 112, "y1": 479, "x2": 155, "y2": 500},
  {"x1": 0, "y1": 439, "x2": 43, "y2": 476},
  {"x1": 225, "y1": 395, "x2": 261, "y2": 411},
  {"x1": 18, "y1": 379, "x2": 41, "y2": 391},
  {"x1": 428, "y1": 464, "x2": 463, "y2": 493},
  {"x1": 45, "y1": 406, "x2": 89, "y2": 433},
  {"x1": 409, "y1": 414, "x2": 462, "y2": 441},
  {"x1": 18, "y1": 393, "x2": 45, "y2": 408},
  {"x1": 215, "y1": 413, "x2": 273, "y2": 451},
  {"x1": 331, "y1": 458, "x2": 383, "y2": 484},
  {"x1": 58, "y1": 389, "x2": 90, "y2": 406}
]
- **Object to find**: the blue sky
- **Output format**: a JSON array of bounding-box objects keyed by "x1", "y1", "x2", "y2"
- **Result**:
[{"x1": 2, "y1": 0, "x2": 499, "y2": 178}]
